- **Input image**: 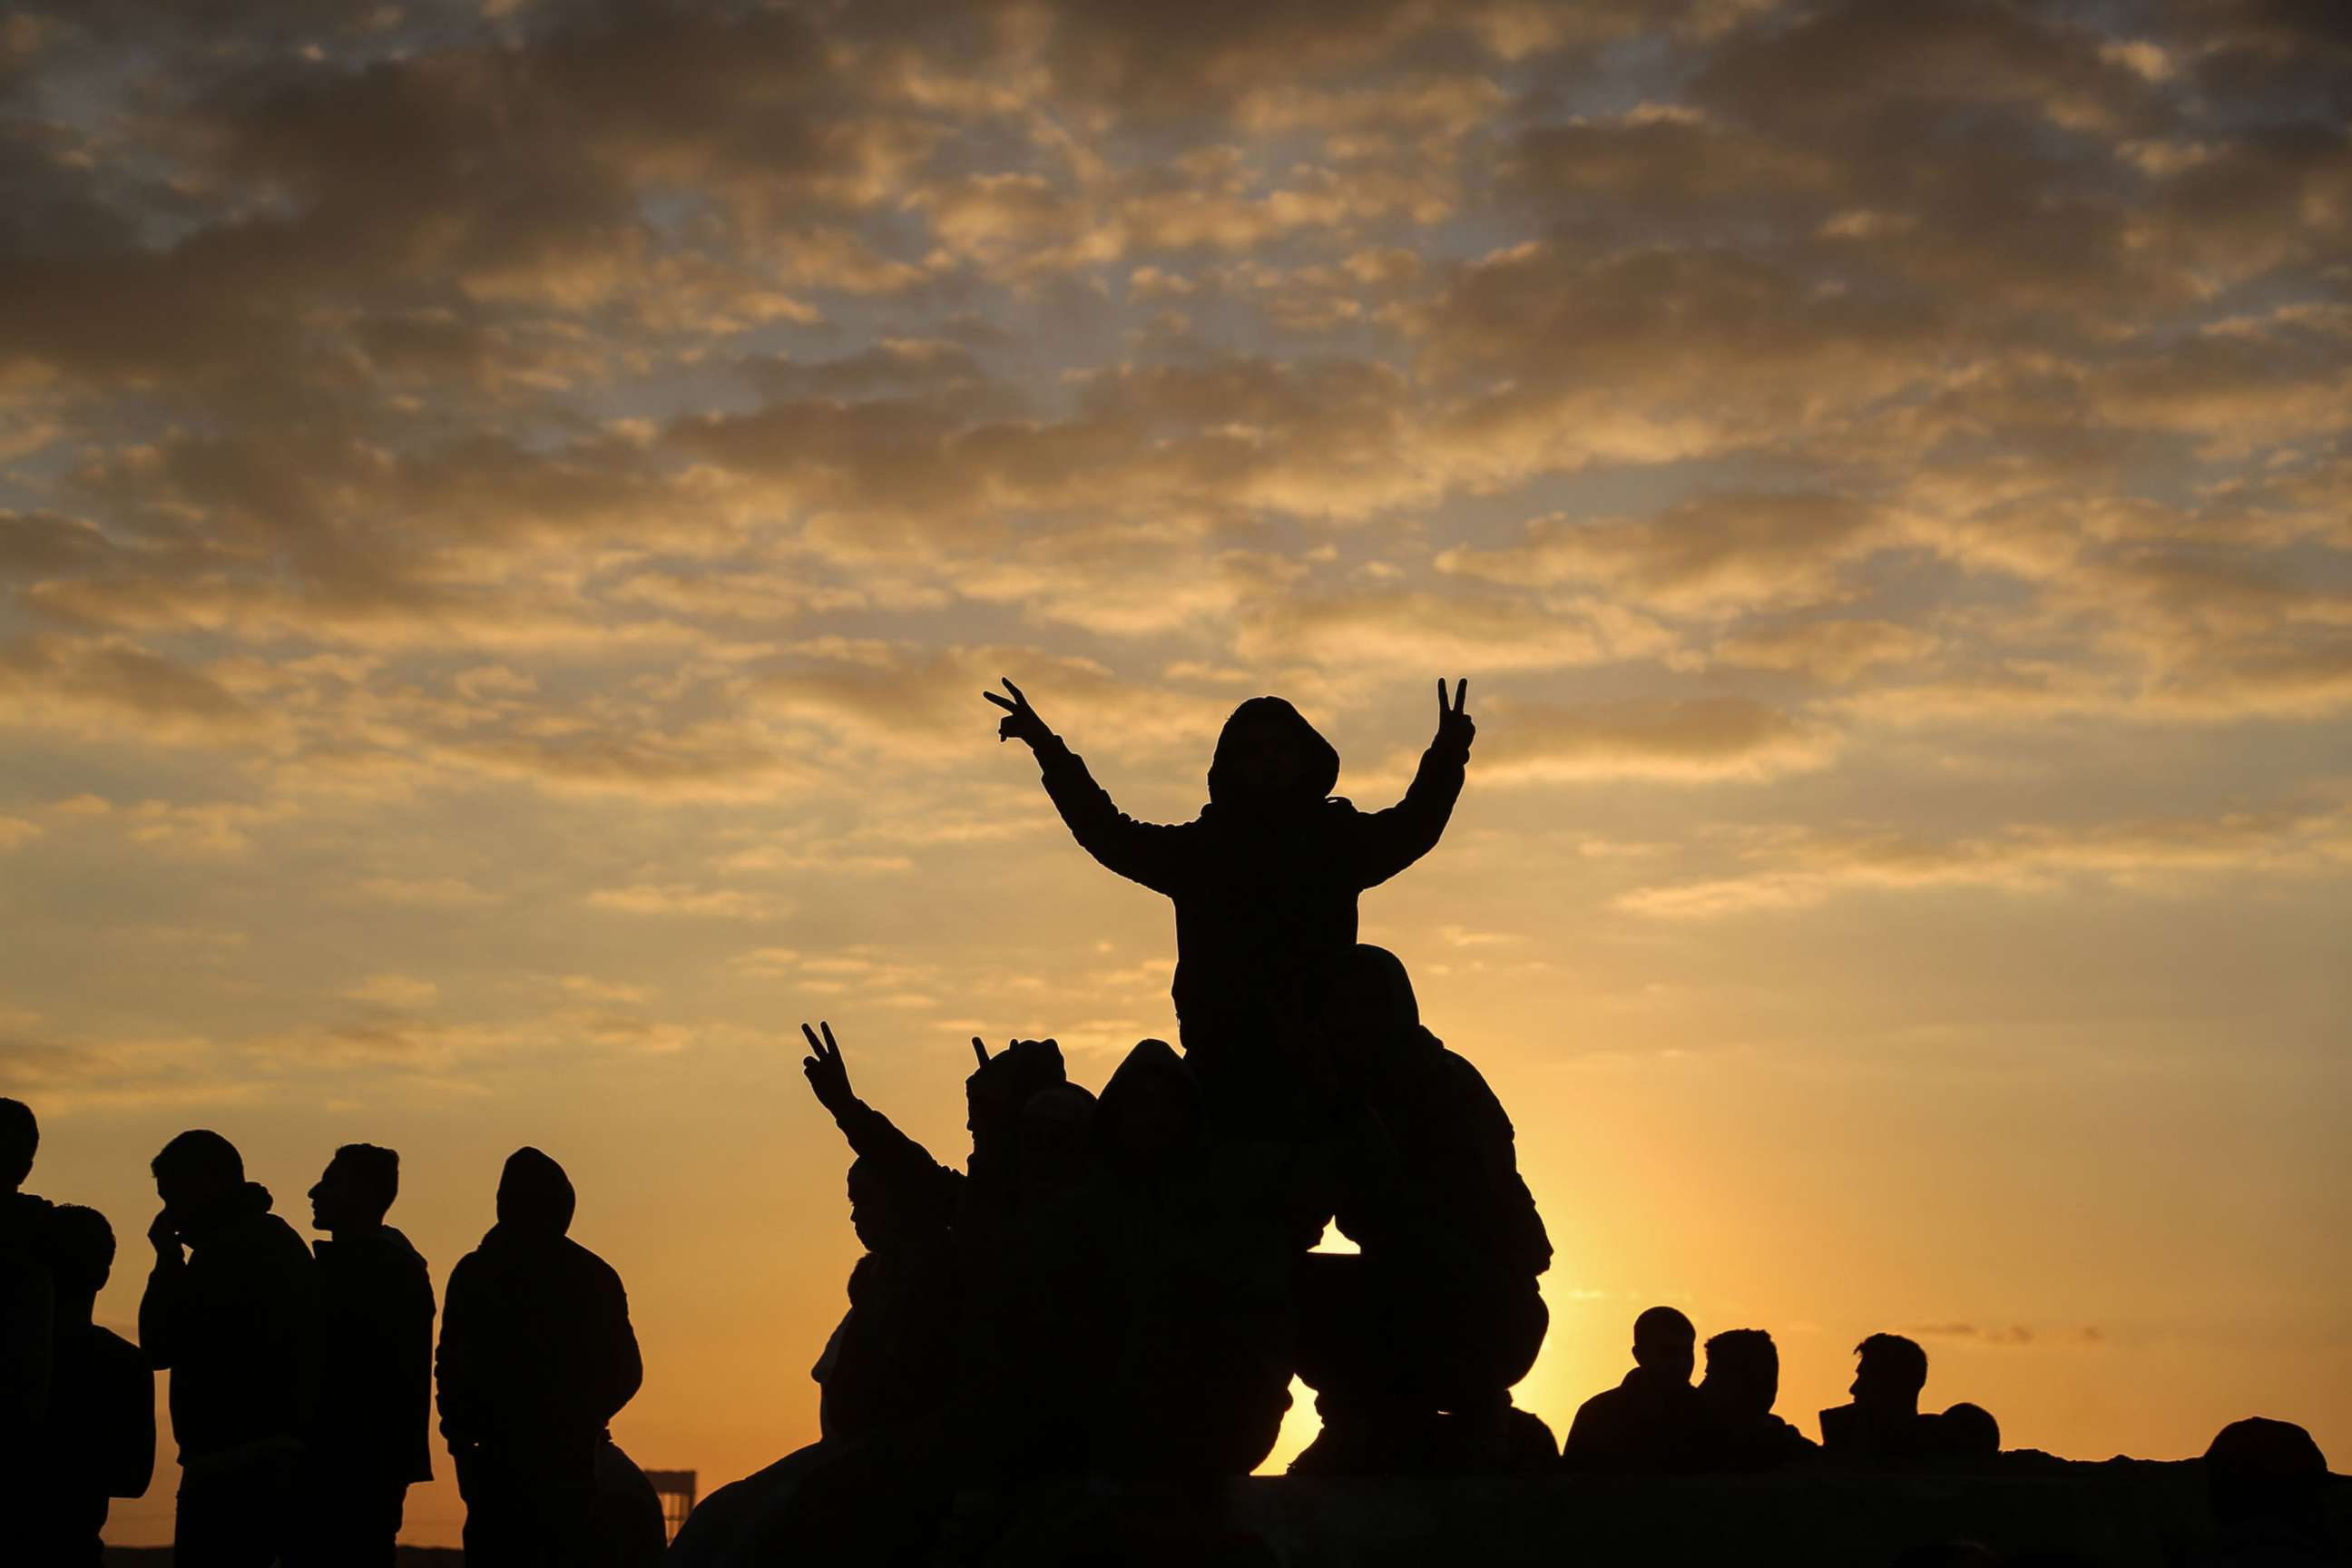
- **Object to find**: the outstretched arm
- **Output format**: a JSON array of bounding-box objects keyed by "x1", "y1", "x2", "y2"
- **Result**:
[
  {"x1": 1350, "y1": 678, "x2": 1475, "y2": 889},
  {"x1": 985, "y1": 678, "x2": 1191, "y2": 895},
  {"x1": 800, "y1": 1022, "x2": 963, "y2": 1209}
]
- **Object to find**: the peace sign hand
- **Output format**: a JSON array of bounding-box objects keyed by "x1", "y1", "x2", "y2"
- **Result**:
[
  {"x1": 1433, "y1": 677, "x2": 1475, "y2": 756},
  {"x1": 800, "y1": 1020, "x2": 856, "y2": 1115},
  {"x1": 982, "y1": 677, "x2": 1053, "y2": 750}
]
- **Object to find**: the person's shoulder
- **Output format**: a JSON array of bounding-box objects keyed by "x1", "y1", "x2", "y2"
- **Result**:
[{"x1": 88, "y1": 1322, "x2": 146, "y2": 1368}]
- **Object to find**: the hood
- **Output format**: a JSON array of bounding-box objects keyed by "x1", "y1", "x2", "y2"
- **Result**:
[
  {"x1": 1094, "y1": 1037, "x2": 1205, "y2": 1180},
  {"x1": 495, "y1": 1146, "x2": 576, "y2": 1237},
  {"x1": 1206, "y1": 696, "x2": 1340, "y2": 812}
]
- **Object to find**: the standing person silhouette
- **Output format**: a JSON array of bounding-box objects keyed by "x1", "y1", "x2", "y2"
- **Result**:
[
  {"x1": 31, "y1": 1204, "x2": 154, "y2": 1567},
  {"x1": 140, "y1": 1129, "x2": 319, "y2": 1567},
  {"x1": 1, "y1": 1096, "x2": 58, "y2": 1506},
  {"x1": 437, "y1": 1147, "x2": 642, "y2": 1568},
  {"x1": 986, "y1": 679, "x2": 1475, "y2": 1130},
  {"x1": 289, "y1": 1144, "x2": 435, "y2": 1567}
]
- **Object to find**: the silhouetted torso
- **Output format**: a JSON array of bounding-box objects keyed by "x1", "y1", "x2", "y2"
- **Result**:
[
  {"x1": 0, "y1": 1189, "x2": 58, "y2": 1455},
  {"x1": 438, "y1": 1223, "x2": 641, "y2": 1459},
  {"x1": 814, "y1": 1242, "x2": 956, "y2": 1444},
  {"x1": 34, "y1": 1317, "x2": 154, "y2": 1565},
  {"x1": 309, "y1": 1224, "x2": 435, "y2": 1485},
  {"x1": 1819, "y1": 1402, "x2": 1939, "y2": 1464},
  {"x1": 1563, "y1": 1367, "x2": 1701, "y2": 1473},
  {"x1": 139, "y1": 1182, "x2": 318, "y2": 1463},
  {"x1": 1695, "y1": 1387, "x2": 1817, "y2": 1473}
]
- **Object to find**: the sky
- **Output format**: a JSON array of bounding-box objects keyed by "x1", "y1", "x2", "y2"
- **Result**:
[{"x1": 2, "y1": 0, "x2": 2348, "y2": 1547}]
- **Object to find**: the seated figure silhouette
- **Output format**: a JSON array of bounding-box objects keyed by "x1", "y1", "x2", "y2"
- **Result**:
[
  {"x1": 437, "y1": 1147, "x2": 642, "y2": 1568},
  {"x1": 1561, "y1": 1306, "x2": 1701, "y2": 1472},
  {"x1": 986, "y1": 678, "x2": 1475, "y2": 1130},
  {"x1": 2199, "y1": 1417, "x2": 2336, "y2": 1566},
  {"x1": 1818, "y1": 1332, "x2": 1937, "y2": 1463},
  {"x1": 30, "y1": 1204, "x2": 154, "y2": 1567},
  {"x1": 140, "y1": 1128, "x2": 319, "y2": 1568},
  {"x1": 290, "y1": 1143, "x2": 435, "y2": 1568},
  {"x1": 1292, "y1": 946, "x2": 1553, "y2": 1475},
  {"x1": 1692, "y1": 1328, "x2": 1816, "y2": 1471},
  {"x1": 2, "y1": 1095, "x2": 56, "y2": 1476}
]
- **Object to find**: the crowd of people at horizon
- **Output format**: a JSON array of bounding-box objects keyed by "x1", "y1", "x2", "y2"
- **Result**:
[{"x1": 0, "y1": 680, "x2": 2340, "y2": 1565}]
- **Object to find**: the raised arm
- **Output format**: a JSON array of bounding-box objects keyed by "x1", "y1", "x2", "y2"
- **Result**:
[
  {"x1": 1349, "y1": 678, "x2": 1475, "y2": 889},
  {"x1": 985, "y1": 678, "x2": 1191, "y2": 895},
  {"x1": 800, "y1": 1022, "x2": 962, "y2": 1213}
]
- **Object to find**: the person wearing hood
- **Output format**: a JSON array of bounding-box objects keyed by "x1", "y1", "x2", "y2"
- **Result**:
[
  {"x1": 986, "y1": 680, "x2": 1477, "y2": 1128},
  {"x1": 1293, "y1": 946, "x2": 1553, "y2": 1475},
  {"x1": 437, "y1": 1147, "x2": 642, "y2": 1568},
  {"x1": 140, "y1": 1128, "x2": 320, "y2": 1566},
  {"x1": 290, "y1": 1143, "x2": 436, "y2": 1567}
]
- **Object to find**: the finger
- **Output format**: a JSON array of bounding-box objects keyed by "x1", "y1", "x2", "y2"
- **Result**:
[
  {"x1": 983, "y1": 691, "x2": 1016, "y2": 712},
  {"x1": 1455, "y1": 677, "x2": 1467, "y2": 715},
  {"x1": 800, "y1": 1022, "x2": 822, "y2": 1054},
  {"x1": 820, "y1": 1021, "x2": 840, "y2": 1059},
  {"x1": 1001, "y1": 678, "x2": 1027, "y2": 707},
  {"x1": 1437, "y1": 677, "x2": 1448, "y2": 717},
  {"x1": 972, "y1": 1035, "x2": 991, "y2": 1066}
]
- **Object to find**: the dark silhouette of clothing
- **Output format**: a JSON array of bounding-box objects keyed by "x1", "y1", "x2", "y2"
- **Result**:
[
  {"x1": 814, "y1": 1204, "x2": 956, "y2": 1445},
  {"x1": 1694, "y1": 1388, "x2": 1818, "y2": 1472},
  {"x1": 438, "y1": 1149, "x2": 642, "y2": 1568},
  {"x1": 289, "y1": 1224, "x2": 435, "y2": 1567},
  {"x1": 1819, "y1": 1399, "x2": 1939, "y2": 1463},
  {"x1": 1562, "y1": 1366, "x2": 1703, "y2": 1473},
  {"x1": 1, "y1": 1188, "x2": 57, "y2": 1459},
  {"x1": 1028, "y1": 699, "x2": 1467, "y2": 1048},
  {"x1": 31, "y1": 1313, "x2": 154, "y2": 1565},
  {"x1": 593, "y1": 1436, "x2": 670, "y2": 1568},
  {"x1": 140, "y1": 1180, "x2": 318, "y2": 1567}
]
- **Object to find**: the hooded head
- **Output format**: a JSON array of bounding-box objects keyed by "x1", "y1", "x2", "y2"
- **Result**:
[
  {"x1": 1206, "y1": 697, "x2": 1339, "y2": 814},
  {"x1": 1095, "y1": 1039, "x2": 1204, "y2": 1181},
  {"x1": 1322, "y1": 945, "x2": 1436, "y2": 1088},
  {"x1": 966, "y1": 1037, "x2": 1068, "y2": 1172},
  {"x1": 495, "y1": 1146, "x2": 576, "y2": 1237}
]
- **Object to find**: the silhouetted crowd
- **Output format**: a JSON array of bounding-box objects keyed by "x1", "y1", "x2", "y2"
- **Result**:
[{"x1": 1, "y1": 682, "x2": 2339, "y2": 1566}]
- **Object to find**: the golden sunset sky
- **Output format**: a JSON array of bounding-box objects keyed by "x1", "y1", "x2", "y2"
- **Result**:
[{"x1": 3, "y1": 0, "x2": 2348, "y2": 1546}]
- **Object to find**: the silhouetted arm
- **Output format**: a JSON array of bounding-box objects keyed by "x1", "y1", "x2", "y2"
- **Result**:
[
  {"x1": 802, "y1": 1021, "x2": 965, "y2": 1214},
  {"x1": 1348, "y1": 679, "x2": 1474, "y2": 889},
  {"x1": 434, "y1": 1256, "x2": 482, "y2": 1451},
  {"x1": 985, "y1": 678, "x2": 1191, "y2": 894},
  {"x1": 103, "y1": 1341, "x2": 156, "y2": 1498},
  {"x1": 136, "y1": 1212, "x2": 186, "y2": 1372}
]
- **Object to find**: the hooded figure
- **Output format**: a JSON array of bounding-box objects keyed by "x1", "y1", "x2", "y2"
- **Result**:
[
  {"x1": 998, "y1": 687, "x2": 1475, "y2": 1128},
  {"x1": 437, "y1": 1148, "x2": 642, "y2": 1568}
]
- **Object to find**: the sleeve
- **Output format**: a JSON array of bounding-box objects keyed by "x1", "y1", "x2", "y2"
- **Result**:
[
  {"x1": 1346, "y1": 741, "x2": 1467, "y2": 890},
  {"x1": 103, "y1": 1344, "x2": 157, "y2": 1498},
  {"x1": 136, "y1": 1253, "x2": 185, "y2": 1373},
  {"x1": 830, "y1": 1099, "x2": 965, "y2": 1218},
  {"x1": 1032, "y1": 735, "x2": 1194, "y2": 896},
  {"x1": 1, "y1": 1253, "x2": 54, "y2": 1432},
  {"x1": 254, "y1": 1238, "x2": 321, "y2": 1443},
  {"x1": 434, "y1": 1259, "x2": 479, "y2": 1449},
  {"x1": 593, "y1": 1269, "x2": 643, "y2": 1426}
]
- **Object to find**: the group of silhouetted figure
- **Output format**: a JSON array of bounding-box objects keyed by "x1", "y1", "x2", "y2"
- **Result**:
[
  {"x1": 1, "y1": 1101, "x2": 665, "y2": 1565},
  {"x1": 1, "y1": 681, "x2": 2340, "y2": 1565}
]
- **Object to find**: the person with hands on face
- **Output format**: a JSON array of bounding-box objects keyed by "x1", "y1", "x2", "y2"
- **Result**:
[{"x1": 985, "y1": 678, "x2": 1478, "y2": 1129}]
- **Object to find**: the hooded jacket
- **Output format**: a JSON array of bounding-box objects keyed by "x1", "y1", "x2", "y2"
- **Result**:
[
  {"x1": 436, "y1": 1152, "x2": 641, "y2": 1461},
  {"x1": 311, "y1": 1224, "x2": 436, "y2": 1485},
  {"x1": 138, "y1": 1181, "x2": 319, "y2": 1462},
  {"x1": 1031, "y1": 697, "x2": 1468, "y2": 1026}
]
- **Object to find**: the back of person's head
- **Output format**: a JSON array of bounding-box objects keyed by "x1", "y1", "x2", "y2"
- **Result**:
[
  {"x1": 1702, "y1": 1328, "x2": 1779, "y2": 1415},
  {"x1": 1324, "y1": 944, "x2": 1423, "y2": 1053},
  {"x1": 152, "y1": 1129, "x2": 244, "y2": 1211},
  {"x1": 322, "y1": 1142, "x2": 399, "y2": 1224},
  {"x1": 1633, "y1": 1305, "x2": 1698, "y2": 1381},
  {"x1": 1097, "y1": 1039, "x2": 1202, "y2": 1176},
  {"x1": 48, "y1": 1203, "x2": 116, "y2": 1299},
  {"x1": 0, "y1": 1096, "x2": 35, "y2": 1191},
  {"x1": 2204, "y1": 1416, "x2": 2329, "y2": 1533},
  {"x1": 1939, "y1": 1401, "x2": 2001, "y2": 1457},
  {"x1": 1854, "y1": 1333, "x2": 1929, "y2": 1410},
  {"x1": 1207, "y1": 696, "x2": 1340, "y2": 809},
  {"x1": 496, "y1": 1146, "x2": 576, "y2": 1237}
]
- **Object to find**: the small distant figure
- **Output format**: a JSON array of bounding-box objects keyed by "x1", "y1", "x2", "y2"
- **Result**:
[
  {"x1": 289, "y1": 1144, "x2": 436, "y2": 1568},
  {"x1": 1561, "y1": 1306, "x2": 1701, "y2": 1473},
  {"x1": 2, "y1": 1095, "x2": 56, "y2": 1461},
  {"x1": 987, "y1": 678, "x2": 1475, "y2": 1127},
  {"x1": 2200, "y1": 1417, "x2": 2336, "y2": 1566},
  {"x1": 438, "y1": 1148, "x2": 642, "y2": 1568},
  {"x1": 1692, "y1": 1328, "x2": 1816, "y2": 1472},
  {"x1": 30, "y1": 1204, "x2": 154, "y2": 1567},
  {"x1": 1819, "y1": 1332, "x2": 1937, "y2": 1463},
  {"x1": 139, "y1": 1129, "x2": 320, "y2": 1568}
]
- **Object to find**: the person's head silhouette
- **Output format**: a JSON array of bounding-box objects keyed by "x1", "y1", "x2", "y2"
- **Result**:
[
  {"x1": 1097, "y1": 1039, "x2": 1203, "y2": 1179},
  {"x1": 1016, "y1": 1083, "x2": 1096, "y2": 1198},
  {"x1": 1206, "y1": 697, "x2": 1340, "y2": 811},
  {"x1": 309, "y1": 1142, "x2": 398, "y2": 1236},
  {"x1": 1939, "y1": 1401, "x2": 1999, "y2": 1457},
  {"x1": 48, "y1": 1203, "x2": 115, "y2": 1318},
  {"x1": 1852, "y1": 1333, "x2": 1928, "y2": 1416},
  {"x1": 0, "y1": 1096, "x2": 35, "y2": 1191},
  {"x1": 496, "y1": 1146, "x2": 575, "y2": 1237},
  {"x1": 1633, "y1": 1305, "x2": 1697, "y2": 1385},
  {"x1": 965, "y1": 1036, "x2": 1067, "y2": 1161},
  {"x1": 2205, "y1": 1416, "x2": 2330, "y2": 1538},
  {"x1": 1701, "y1": 1328, "x2": 1779, "y2": 1416},
  {"x1": 151, "y1": 1129, "x2": 244, "y2": 1226}
]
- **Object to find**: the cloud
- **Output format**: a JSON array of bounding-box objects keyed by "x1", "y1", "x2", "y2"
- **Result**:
[
  {"x1": 1473, "y1": 697, "x2": 1839, "y2": 785},
  {"x1": 347, "y1": 973, "x2": 440, "y2": 1008},
  {"x1": 0, "y1": 817, "x2": 41, "y2": 850},
  {"x1": 583, "y1": 882, "x2": 777, "y2": 919},
  {"x1": 353, "y1": 876, "x2": 504, "y2": 908}
]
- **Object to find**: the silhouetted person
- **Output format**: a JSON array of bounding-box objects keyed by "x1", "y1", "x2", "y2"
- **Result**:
[
  {"x1": 29, "y1": 1204, "x2": 153, "y2": 1567},
  {"x1": 438, "y1": 1147, "x2": 642, "y2": 1568},
  {"x1": 1819, "y1": 1332, "x2": 1936, "y2": 1463},
  {"x1": 1935, "y1": 1400, "x2": 2000, "y2": 1463},
  {"x1": 1, "y1": 1095, "x2": 55, "y2": 1465},
  {"x1": 986, "y1": 678, "x2": 1475, "y2": 1129},
  {"x1": 2200, "y1": 1417, "x2": 2336, "y2": 1565},
  {"x1": 140, "y1": 1128, "x2": 319, "y2": 1567},
  {"x1": 1693, "y1": 1328, "x2": 1816, "y2": 1471},
  {"x1": 593, "y1": 1436, "x2": 670, "y2": 1568},
  {"x1": 1561, "y1": 1306, "x2": 1701, "y2": 1472},
  {"x1": 1293, "y1": 947, "x2": 1551, "y2": 1475},
  {"x1": 289, "y1": 1143, "x2": 435, "y2": 1567}
]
